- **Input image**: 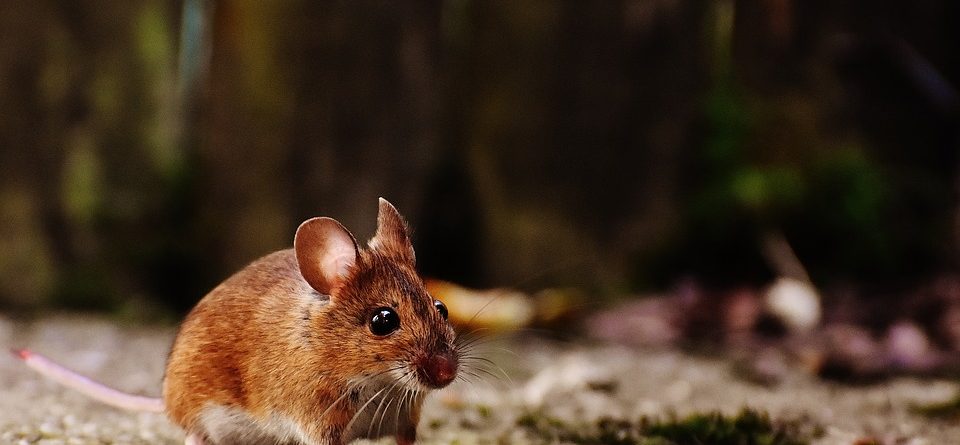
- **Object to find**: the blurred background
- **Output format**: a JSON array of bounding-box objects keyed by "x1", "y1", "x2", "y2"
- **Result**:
[{"x1": 0, "y1": 0, "x2": 957, "y2": 342}]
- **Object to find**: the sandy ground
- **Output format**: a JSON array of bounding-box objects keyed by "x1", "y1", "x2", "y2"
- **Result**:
[{"x1": 1, "y1": 315, "x2": 958, "y2": 444}]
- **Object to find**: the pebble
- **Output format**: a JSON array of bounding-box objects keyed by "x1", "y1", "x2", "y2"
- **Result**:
[
  {"x1": 765, "y1": 278, "x2": 821, "y2": 333},
  {"x1": 38, "y1": 421, "x2": 60, "y2": 436}
]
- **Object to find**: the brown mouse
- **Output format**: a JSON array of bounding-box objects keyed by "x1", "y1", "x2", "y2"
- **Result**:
[{"x1": 15, "y1": 198, "x2": 460, "y2": 445}]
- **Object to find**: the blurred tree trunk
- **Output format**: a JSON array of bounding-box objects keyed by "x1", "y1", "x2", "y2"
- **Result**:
[
  {"x1": 0, "y1": 0, "x2": 181, "y2": 310},
  {"x1": 0, "y1": 1, "x2": 60, "y2": 307},
  {"x1": 442, "y1": 0, "x2": 705, "y2": 292},
  {"x1": 198, "y1": 0, "x2": 296, "y2": 274},
  {"x1": 284, "y1": 1, "x2": 443, "y2": 238},
  {"x1": 199, "y1": 1, "x2": 444, "y2": 279}
]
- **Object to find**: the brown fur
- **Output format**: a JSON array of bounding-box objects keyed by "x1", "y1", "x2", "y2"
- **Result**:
[{"x1": 163, "y1": 199, "x2": 457, "y2": 445}]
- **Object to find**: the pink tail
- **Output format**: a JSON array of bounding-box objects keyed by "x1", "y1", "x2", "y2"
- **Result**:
[{"x1": 12, "y1": 348, "x2": 165, "y2": 413}]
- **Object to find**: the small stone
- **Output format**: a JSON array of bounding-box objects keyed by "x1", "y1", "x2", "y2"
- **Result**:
[
  {"x1": 61, "y1": 414, "x2": 77, "y2": 427},
  {"x1": 820, "y1": 323, "x2": 884, "y2": 377},
  {"x1": 38, "y1": 421, "x2": 60, "y2": 436},
  {"x1": 765, "y1": 278, "x2": 821, "y2": 333},
  {"x1": 885, "y1": 320, "x2": 938, "y2": 371},
  {"x1": 584, "y1": 298, "x2": 682, "y2": 347}
]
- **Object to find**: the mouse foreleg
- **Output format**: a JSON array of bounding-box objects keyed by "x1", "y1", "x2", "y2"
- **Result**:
[{"x1": 184, "y1": 433, "x2": 205, "y2": 445}]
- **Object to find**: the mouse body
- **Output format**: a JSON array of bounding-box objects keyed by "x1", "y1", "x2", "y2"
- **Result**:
[{"x1": 17, "y1": 199, "x2": 459, "y2": 445}]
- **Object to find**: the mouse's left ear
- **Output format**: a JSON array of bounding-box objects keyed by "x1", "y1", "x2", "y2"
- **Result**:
[
  {"x1": 295, "y1": 217, "x2": 360, "y2": 295},
  {"x1": 369, "y1": 198, "x2": 416, "y2": 265}
]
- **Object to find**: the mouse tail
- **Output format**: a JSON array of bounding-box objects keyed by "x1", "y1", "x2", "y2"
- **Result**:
[{"x1": 12, "y1": 348, "x2": 165, "y2": 413}]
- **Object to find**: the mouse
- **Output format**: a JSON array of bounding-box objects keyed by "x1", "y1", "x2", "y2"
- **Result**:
[{"x1": 14, "y1": 198, "x2": 460, "y2": 445}]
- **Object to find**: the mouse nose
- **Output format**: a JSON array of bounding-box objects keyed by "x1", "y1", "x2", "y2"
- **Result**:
[{"x1": 417, "y1": 351, "x2": 458, "y2": 388}]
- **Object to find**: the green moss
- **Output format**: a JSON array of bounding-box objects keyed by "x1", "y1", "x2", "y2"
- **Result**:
[
  {"x1": 477, "y1": 404, "x2": 493, "y2": 418},
  {"x1": 913, "y1": 394, "x2": 960, "y2": 420},
  {"x1": 643, "y1": 410, "x2": 809, "y2": 445},
  {"x1": 516, "y1": 412, "x2": 540, "y2": 429},
  {"x1": 516, "y1": 408, "x2": 814, "y2": 445}
]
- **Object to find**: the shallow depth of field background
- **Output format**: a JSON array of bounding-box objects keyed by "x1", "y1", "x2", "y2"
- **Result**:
[{"x1": 0, "y1": 0, "x2": 957, "y2": 319}]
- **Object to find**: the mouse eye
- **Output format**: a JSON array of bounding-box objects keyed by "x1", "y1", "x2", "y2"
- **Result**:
[
  {"x1": 370, "y1": 307, "x2": 400, "y2": 336},
  {"x1": 434, "y1": 300, "x2": 448, "y2": 320}
]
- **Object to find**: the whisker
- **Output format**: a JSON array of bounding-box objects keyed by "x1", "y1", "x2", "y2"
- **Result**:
[
  {"x1": 470, "y1": 366, "x2": 512, "y2": 385},
  {"x1": 456, "y1": 326, "x2": 492, "y2": 340},
  {"x1": 459, "y1": 370, "x2": 486, "y2": 382},
  {"x1": 452, "y1": 370, "x2": 498, "y2": 404},
  {"x1": 368, "y1": 377, "x2": 404, "y2": 439},
  {"x1": 397, "y1": 385, "x2": 417, "y2": 436},
  {"x1": 459, "y1": 355, "x2": 500, "y2": 366},
  {"x1": 392, "y1": 387, "x2": 407, "y2": 437},
  {"x1": 317, "y1": 373, "x2": 387, "y2": 422},
  {"x1": 354, "y1": 365, "x2": 407, "y2": 386},
  {"x1": 456, "y1": 327, "x2": 491, "y2": 339},
  {"x1": 458, "y1": 368, "x2": 513, "y2": 388},
  {"x1": 456, "y1": 335, "x2": 520, "y2": 356},
  {"x1": 460, "y1": 357, "x2": 513, "y2": 385},
  {"x1": 487, "y1": 346, "x2": 520, "y2": 357},
  {"x1": 345, "y1": 387, "x2": 387, "y2": 434},
  {"x1": 455, "y1": 330, "x2": 496, "y2": 349},
  {"x1": 455, "y1": 330, "x2": 492, "y2": 344},
  {"x1": 375, "y1": 390, "x2": 397, "y2": 438},
  {"x1": 394, "y1": 372, "x2": 420, "y2": 436},
  {"x1": 456, "y1": 340, "x2": 499, "y2": 355},
  {"x1": 317, "y1": 387, "x2": 356, "y2": 421}
]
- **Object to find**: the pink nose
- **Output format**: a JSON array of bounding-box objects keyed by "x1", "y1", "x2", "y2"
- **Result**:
[{"x1": 417, "y1": 351, "x2": 458, "y2": 388}]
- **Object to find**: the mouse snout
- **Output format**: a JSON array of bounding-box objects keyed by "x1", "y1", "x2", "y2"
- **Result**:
[{"x1": 416, "y1": 350, "x2": 458, "y2": 388}]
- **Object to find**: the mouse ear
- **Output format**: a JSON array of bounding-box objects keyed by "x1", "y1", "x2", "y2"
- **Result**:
[
  {"x1": 369, "y1": 198, "x2": 415, "y2": 264},
  {"x1": 294, "y1": 217, "x2": 360, "y2": 294}
]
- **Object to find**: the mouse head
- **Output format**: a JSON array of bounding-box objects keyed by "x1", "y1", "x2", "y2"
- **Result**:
[{"x1": 294, "y1": 198, "x2": 458, "y2": 391}]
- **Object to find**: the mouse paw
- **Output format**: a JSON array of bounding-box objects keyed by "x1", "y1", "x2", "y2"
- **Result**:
[{"x1": 185, "y1": 433, "x2": 206, "y2": 445}]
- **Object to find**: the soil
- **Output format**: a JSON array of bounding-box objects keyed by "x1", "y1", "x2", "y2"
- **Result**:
[{"x1": 1, "y1": 315, "x2": 958, "y2": 444}]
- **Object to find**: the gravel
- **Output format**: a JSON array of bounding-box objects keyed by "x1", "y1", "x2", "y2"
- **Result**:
[{"x1": 2, "y1": 315, "x2": 958, "y2": 444}]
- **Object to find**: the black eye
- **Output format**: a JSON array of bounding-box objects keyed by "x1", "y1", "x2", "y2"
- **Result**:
[
  {"x1": 370, "y1": 307, "x2": 400, "y2": 336},
  {"x1": 434, "y1": 300, "x2": 448, "y2": 320}
]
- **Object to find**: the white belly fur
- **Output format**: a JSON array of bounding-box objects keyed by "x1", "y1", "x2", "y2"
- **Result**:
[{"x1": 198, "y1": 404, "x2": 314, "y2": 445}]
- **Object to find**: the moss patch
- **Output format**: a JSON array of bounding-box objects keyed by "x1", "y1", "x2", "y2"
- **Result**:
[
  {"x1": 913, "y1": 393, "x2": 960, "y2": 420},
  {"x1": 516, "y1": 408, "x2": 815, "y2": 445}
]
